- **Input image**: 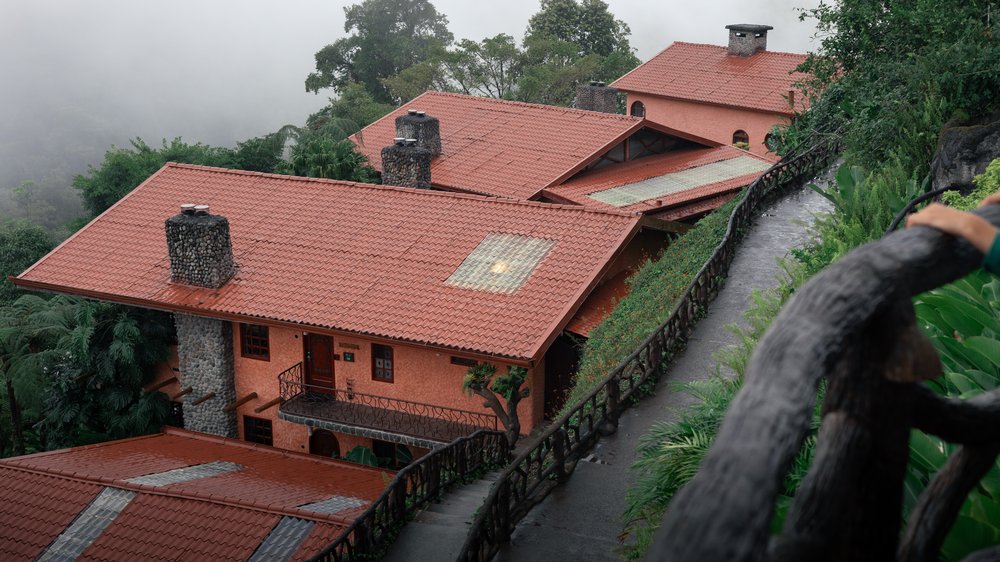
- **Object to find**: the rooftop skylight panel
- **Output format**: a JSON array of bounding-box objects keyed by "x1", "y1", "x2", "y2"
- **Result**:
[
  {"x1": 587, "y1": 156, "x2": 771, "y2": 207},
  {"x1": 125, "y1": 461, "x2": 245, "y2": 487},
  {"x1": 446, "y1": 233, "x2": 556, "y2": 294}
]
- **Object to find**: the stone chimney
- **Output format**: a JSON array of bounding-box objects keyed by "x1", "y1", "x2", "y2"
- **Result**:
[
  {"x1": 164, "y1": 203, "x2": 238, "y2": 438},
  {"x1": 575, "y1": 81, "x2": 619, "y2": 113},
  {"x1": 165, "y1": 204, "x2": 235, "y2": 288},
  {"x1": 726, "y1": 24, "x2": 773, "y2": 57},
  {"x1": 395, "y1": 109, "x2": 441, "y2": 157},
  {"x1": 381, "y1": 138, "x2": 433, "y2": 189}
]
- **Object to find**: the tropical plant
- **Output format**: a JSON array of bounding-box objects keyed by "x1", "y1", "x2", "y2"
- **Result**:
[
  {"x1": 344, "y1": 445, "x2": 380, "y2": 467},
  {"x1": 462, "y1": 363, "x2": 529, "y2": 447}
]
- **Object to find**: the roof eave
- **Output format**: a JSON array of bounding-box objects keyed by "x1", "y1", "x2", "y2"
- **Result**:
[{"x1": 527, "y1": 216, "x2": 644, "y2": 363}]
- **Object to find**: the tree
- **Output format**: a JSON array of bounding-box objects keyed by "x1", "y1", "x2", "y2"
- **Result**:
[
  {"x1": 73, "y1": 138, "x2": 235, "y2": 217},
  {"x1": 278, "y1": 134, "x2": 378, "y2": 182},
  {"x1": 0, "y1": 220, "x2": 54, "y2": 306},
  {"x1": 42, "y1": 300, "x2": 172, "y2": 448},
  {"x1": 463, "y1": 363, "x2": 529, "y2": 448},
  {"x1": 515, "y1": 0, "x2": 640, "y2": 106},
  {"x1": 525, "y1": 0, "x2": 635, "y2": 58},
  {"x1": 231, "y1": 128, "x2": 296, "y2": 173},
  {"x1": 306, "y1": 82, "x2": 396, "y2": 136},
  {"x1": 305, "y1": 0, "x2": 454, "y2": 103}
]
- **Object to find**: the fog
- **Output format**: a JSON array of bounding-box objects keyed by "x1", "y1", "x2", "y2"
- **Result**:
[{"x1": 0, "y1": 0, "x2": 819, "y2": 228}]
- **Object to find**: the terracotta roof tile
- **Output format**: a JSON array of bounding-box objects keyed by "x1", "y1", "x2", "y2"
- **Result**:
[
  {"x1": 611, "y1": 42, "x2": 808, "y2": 115},
  {"x1": 548, "y1": 145, "x2": 772, "y2": 217},
  {"x1": 0, "y1": 429, "x2": 384, "y2": 561},
  {"x1": 0, "y1": 467, "x2": 103, "y2": 561},
  {"x1": 352, "y1": 91, "x2": 643, "y2": 199},
  {"x1": 16, "y1": 164, "x2": 640, "y2": 360}
]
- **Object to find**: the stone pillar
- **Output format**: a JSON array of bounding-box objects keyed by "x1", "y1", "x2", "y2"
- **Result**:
[
  {"x1": 174, "y1": 314, "x2": 237, "y2": 437},
  {"x1": 395, "y1": 109, "x2": 441, "y2": 157},
  {"x1": 164, "y1": 204, "x2": 238, "y2": 438},
  {"x1": 164, "y1": 205, "x2": 235, "y2": 288},
  {"x1": 381, "y1": 139, "x2": 433, "y2": 189},
  {"x1": 575, "y1": 81, "x2": 619, "y2": 114},
  {"x1": 725, "y1": 24, "x2": 772, "y2": 57}
]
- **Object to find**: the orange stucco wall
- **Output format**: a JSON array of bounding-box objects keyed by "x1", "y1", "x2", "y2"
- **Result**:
[
  {"x1": 230, "y1": 325, "x2": 544, "y2": 453},
  {"x1": 628, "y1": 93, "x2": 788, "y2": 156}
]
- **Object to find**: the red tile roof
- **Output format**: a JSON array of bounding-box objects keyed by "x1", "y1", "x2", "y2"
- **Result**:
[
  {"x1": 352, "y1": 91, "x2": 647, "y2": 200},
  {"x1": 611, "y1": 42, "x2": 808, "y2": 115},
  {"x1": 546, "y1": 145, "x2": 772, "y2": 217},
  {"x1": 0, "y1": 428, "x2": 390, "y2": 561},
  {"x1": 15, "y1": 164, "x2": 640, "y2": 361},
  {"x1": 0, "y1": 467, "x2": 103, "y2": 561}
]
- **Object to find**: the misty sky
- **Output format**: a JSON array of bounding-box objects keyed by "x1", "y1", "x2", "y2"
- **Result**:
[{"x1": 0, "y1": 0, "x2": 819, "y2": 193}]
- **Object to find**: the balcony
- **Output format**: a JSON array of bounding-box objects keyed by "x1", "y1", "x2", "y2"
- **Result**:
[{"x1": 276, "y1": 362, "x2": 500, "y2": 449}]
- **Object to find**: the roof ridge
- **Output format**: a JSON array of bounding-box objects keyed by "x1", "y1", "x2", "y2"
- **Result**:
[
  {"x1": 164, "y1": 162, "x2": 640, "y2": 219},
  {"x1": 0, "y1": 462, "x2": 356, "y2": 526},
  {"x1": 669, "y1": 41, "x2": 807, "y2": 59},
  {"x1": 158, "y1": 427, "x2": 391, "y2": 474},
  {"x1": 414, "y1": 90, "x2": 641, "y2": 122}
]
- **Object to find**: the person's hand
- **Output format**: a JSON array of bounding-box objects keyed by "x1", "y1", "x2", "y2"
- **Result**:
[
  {"x1": 978, "y1": 191, "x2": 1000, "y2": 208},
  {"x1": 906, "y1": 203, "x2": 967, "y2": 236},
  {"x1": 907, "y1": 203, "x2": 998, "y2": 254}
]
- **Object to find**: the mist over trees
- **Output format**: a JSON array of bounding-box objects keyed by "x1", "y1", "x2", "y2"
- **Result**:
[{"x1": 0, "y1": 0, "x2": 646, "y2": 458}]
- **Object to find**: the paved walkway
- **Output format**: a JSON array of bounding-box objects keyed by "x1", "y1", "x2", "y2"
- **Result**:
[
  {"x1": 494, "y1": 179, "x2": 834, "y2": 561},
  {"x1": 381, "y1": 172, "x2": 835, "y2": 562}
]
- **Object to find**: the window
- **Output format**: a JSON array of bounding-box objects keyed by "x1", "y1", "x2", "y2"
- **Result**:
[
  {"x1": 764, "y1": 132, "x2": 778, "y2": 151},
  {"x1": 451, "y1": 356, "x2": 478, "y2": 368},
  {"x1": 239, "y1": 323, "x2": 270, "y2": 360},
  {"x1": 732, "y1": 130, "x2": 750, "y2": 146},
  {"x1": 167, "y1": 401, "x2": 184, "y2": 428},
  {"x1": 372, "y1": 344, "x2": 394, "y2": 382},
  {"x1": 372, "y1": 439, "x2": 413, "y2": 469},
  {"x1": 243, "y1": 416, "x2": 273, "y2": 446},
  {"x1": 630, "y1": 101, "x2": 645, "y2": 117}
]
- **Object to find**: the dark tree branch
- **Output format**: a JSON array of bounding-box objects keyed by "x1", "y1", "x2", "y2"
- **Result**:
[
  {"x1": 912, "y1": 385, "x2": 1000, "y2": 444},
  {"x1": 899, "y1": 442, "x2": 1000, "y2": 562}
]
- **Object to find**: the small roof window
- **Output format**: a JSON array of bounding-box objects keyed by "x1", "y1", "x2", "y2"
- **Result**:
[{"x1": 446, "y1": 233, "x2": 555, "y2": 293}]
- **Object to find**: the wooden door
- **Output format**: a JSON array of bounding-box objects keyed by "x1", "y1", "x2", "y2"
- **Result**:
[{"x1": 304, "y1": 334, "x2": 334, "y2": 391}]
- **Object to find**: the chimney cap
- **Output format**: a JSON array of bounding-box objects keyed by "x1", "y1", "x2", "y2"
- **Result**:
[
  {"x1": 180, "y1": 203, "x2": 197, "y2": 215},
  {"x1": 416, "y1": 111, "x2": 426, "y2": 117},
  {"x1": 194, "y1": 204, "x2": 210, "y2": 216},
  {"x1": 589, "y1": 80, "x2": 599, "y2": 86},
  {"x1": 405, "y1": 138, "x2": 417, "y2": 146},
  {"x1": 725, "y1": 24, "x2": 773, "y2": 33},
  {"x1": 393, "y1": 137, "x2": 406, "y2": 146},
  {"x1": 407, "y1": 109, "x2": 417, "y2": 116}
]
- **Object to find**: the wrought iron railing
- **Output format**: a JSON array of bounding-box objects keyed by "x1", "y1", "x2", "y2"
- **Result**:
[
  {"x1": 457, "y1": 138, "x2": 842, "y2": 561},
  {"x1": 308, "y1": 429, "x2": 509, "y2": 562},
  {"x1": 649, "y1": 189, "x2": 1000, "y2": 561},
  {"x1": 277, "y1": 362, "x2": 500, "y2": 441}
]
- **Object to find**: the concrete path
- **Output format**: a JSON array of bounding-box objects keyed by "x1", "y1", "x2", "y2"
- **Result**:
[
  {"x1": 492, "y1": 179, "x2": 834, "y2": 561},
  {"x1": 383, "y1": 471, "x2": 502, "y2": 562}
]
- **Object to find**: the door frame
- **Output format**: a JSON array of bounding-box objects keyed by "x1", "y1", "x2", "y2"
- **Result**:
[{"x1": 303, "y1": 333, "x2": 335, "y2": 392}]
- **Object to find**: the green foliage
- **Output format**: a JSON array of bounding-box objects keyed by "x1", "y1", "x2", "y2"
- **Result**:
[
  {"x1": 305, "y1": 0, "x2": 454, "y2": 103},
  {"x1": 564, "y1": 198, "x2": 738, "y2": 413},
  {"x1": 942, "y1": 157, "x2": 1000, "y2": 210},
  {"x1": 344, "y1": 445, "x2": 380, "y2": 467},
  {"x1": 622, "y1": 276, "x2": 816, "y2": 560},
  {"x1": 0, "y1": 220, "x2": 54, "y2": 306},
  {"x1": 525, "y1": 0, "x2": 633, "y2": 58},
  {"x1": 306, "y1": 82, "x2": 395, "y2": 136},
  {"x1": 42, "y1": 300, "x2": 172, "y2": 448},
  {"x1": 463, "y1": 363, "x2": 528, "y2": 402},
  {"x1": 73, "y1": 138, "x2": 236, "y2": 216},
  {"x1": 278, "y1": 135, "x2": 378, "y2": 182}
]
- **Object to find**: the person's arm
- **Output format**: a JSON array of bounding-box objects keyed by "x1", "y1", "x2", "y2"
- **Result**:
[{"x1": 907, "y1": 203, "x2": 1000, "y2": 273}]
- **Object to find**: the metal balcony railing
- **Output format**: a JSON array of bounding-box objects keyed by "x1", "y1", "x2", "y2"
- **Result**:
[{"x1": 277, "y1": 362, "x2": 499, "y2": 444}]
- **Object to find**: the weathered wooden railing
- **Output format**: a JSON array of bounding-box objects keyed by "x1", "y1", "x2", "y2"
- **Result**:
[
  {"x1": 457, "y1": 139, "x2": 842, "y2": 562},
  {"x1": 308, "y1": 429, "x2": 508, "y2": 562},
  {"x1": 650, "y1": 195, "x2": 1000, "y2": 560}
]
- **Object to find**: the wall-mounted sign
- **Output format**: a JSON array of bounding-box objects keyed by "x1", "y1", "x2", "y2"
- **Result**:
[
  {"x1": 339, "y1": 342, "x2": 360, "y2": 350},
  {"x1": 343, "y1": 352, "x2": 355, "y2": 362}
]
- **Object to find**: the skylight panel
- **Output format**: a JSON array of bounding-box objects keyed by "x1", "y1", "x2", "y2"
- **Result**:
[
  {"x1": 446, "y1": 233, "x2": 556, "y2": 293},
  {"x1": 587, "y1": 156, "x2": 771, "y2": 207},
  {"x1": 125, "y1": 461, "x2": 245, "y2": 487}
]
